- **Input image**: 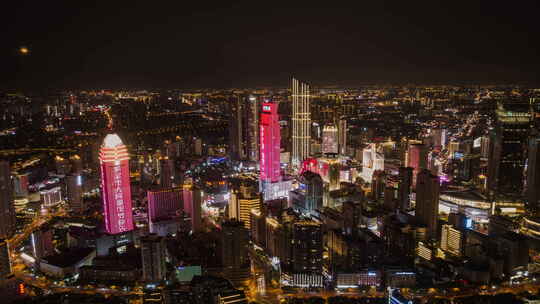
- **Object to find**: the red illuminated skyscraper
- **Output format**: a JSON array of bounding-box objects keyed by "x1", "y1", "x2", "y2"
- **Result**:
[
  {"x1": 99, "y1": 134, "x2": 134, "y2": 235},
  {"x1": 260, "y1": 101, "x2": 281, "y2": 183}
]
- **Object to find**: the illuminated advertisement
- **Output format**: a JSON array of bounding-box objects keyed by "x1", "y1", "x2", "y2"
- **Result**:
[
  {"x1": 260, "y1": 102, "x2": 281, "y2": 183},
  {"x1": 100, "y1": 134, "x2": 134, "y2": 235}
]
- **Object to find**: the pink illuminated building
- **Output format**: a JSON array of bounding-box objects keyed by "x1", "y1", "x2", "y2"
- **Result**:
[
  {"x1": 100, "y1": 134, "x2": 134, "y2": 234},
  {"x1": 260, "y1": 101, "x2": 281, "y2": 183},
  {"x1": 147, "y1": 188, "x2": 183, "y2": 222}
]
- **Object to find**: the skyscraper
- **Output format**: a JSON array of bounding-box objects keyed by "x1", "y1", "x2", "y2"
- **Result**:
[
  {"x1": 292, "y1": 221, "x2": 323, "y2": 273},
  {"x1": 141, "y1": 234, "x2": 167, "y2": 283},
  {"x1": 221, "y1": 220, "x2": 250, "y2": 287},
  {"x1": 260, "y1": 101, "x2": 281, "y2": 183},
  {"x1": 488, "y1": 100, "x2": 532, "y2": 197},
  {"x1": 228, "y1": 190, "x2": 262, "y2": 231},
  {"x1": 228, "y1": 96, "x2": 245, "y2": 161},
  {"x1": 292, "y1": 78, "x2": 311, "y2": 167},
  {"x1": 415, "y1": 169, "x2": 439, "y2": 239},
  {"x1": 99, "y1": 134, "x2": 134, "y2": 235},
  {"x1": 528, "y1": 132, "x2": 540, "y2": 212},
  {"x1": 183, "y1": 186, "x2": 202, "y2": 233},
  {"x1": 322, "y1": 124, "x2": 338, "y2": 154},
  {"x1": 0, "y1": 161, "x2": 15, "y2": 239},
  {"x1": 247, "y1": 95, "x2": 260, "y2": 162},
  {"x1": 338, "y1": 118, "x2": 347, "y2": 155},
  {"x1": 159, "y1": 157, "x2": 175, "y2": 188},
  {"x1": 408, "y1": 143, "x2": 427, "y2": 188},
  {"x1": 299, "y1": 171, "x2": 323, "y2": 214},
  {"x1": 66, "y1": 174, "x2": 84, "y2": 214},
  {"x1": 398, "y1": 167, "x2": 413, "y2": 211}
]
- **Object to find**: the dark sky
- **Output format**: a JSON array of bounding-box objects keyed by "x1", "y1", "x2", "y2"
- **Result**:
[{"x1": 2, "y1": 1, "x2": 540, "y2": 89}]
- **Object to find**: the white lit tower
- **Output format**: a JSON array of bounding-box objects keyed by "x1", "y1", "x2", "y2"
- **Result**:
[{"x1": 292, "y1": 78, "x2": 311, "y2": 168}]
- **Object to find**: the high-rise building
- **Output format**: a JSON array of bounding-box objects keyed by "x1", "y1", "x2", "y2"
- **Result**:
[
  {"x1": 66, "y1": 174, "x2": 85, "y2": 214},
  {"x1": 0, "y1": 161, "x2": 15, "y2": 239},
  {"x1": 228, "y1": 96, "x2": 245, "y2": 161},
  {"x1": 361, "y1": 144, "x2": 384, "y2": 182},
  {"x1": 292, "y1": 78, "x2": 311, "y2": 167},
  {"x1": 440, "y1": 224, "x2": 463, "y2": 256},
  {"x1": 159, "y1": 157, "x2": 175, "y2": 188},
  {"x1": 99, "y1": 134, "x2": 134, "y2": 235},
  {"x1": 371, "y1": 170, "x2": 386, "y2": 201},
  {"x1": 147, "y1": 188, "x2": 183, "y2": 223},
  {"x1": 415, "y1": 169, "x2": 439, "y2": 239},
  {"x1": 407, "y1": 143, "x2": 427, "y2": 188},
  {"x1": 183, "y1": 186, "x2": 202, "y2": 233},
  {"x1": 247, "y1": 95, "x2": 260, "y2": 162},
  {"x1": 221, "y1": 220, "x2": 250, "y2": 287},
  {"x1": 260, "y1": 101, "x2": 281, "y2": 183},
  {"x1": 488, "y1": 100, "x2": 532, "y2": 196},
  {"x1": 322, "y1": 124, "x2": 338, "y2": 154},
  {"x1": 0, "y1": 240, "x2": 11, "y2": 280},
  {"x1": 338, "y1": 118, "x2": 347, "y2": 155},
  {"x1": 298, "y1": 171, "x2": 323, "y2": 214},
  {"x1": 228, "y1": 190, "x2": 262, "y2": 230},
  {"x1": 528, "y1": 132, "x2": 540, "y2": 212},
  {"x1": 141, "y1": 234, "x2": 167, "y2": 283},
  {"x1": 30, "y1": 227, "x2": 54, "y2": 259},
  {"x1": 66, "y1": 174, "x2": 84, "y2": 214},
  {"x1": 292, "y1": 221, "x2": 323, "y2": 273},
  {"x1": 398, "y1": 167, "x2": 413, "y2": 211}
]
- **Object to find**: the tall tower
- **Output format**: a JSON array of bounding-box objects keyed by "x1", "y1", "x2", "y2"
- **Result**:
[
  {"x1": 488, "y1": 100, "x2": 532, "y2": 197},
  {"x1": 228, "y1": 96, "x2": 244, "y2": 161},
  {"x1": 66, "y1": 174, "x2": 84, "y2": 214},
  {"x1": 338, "y1": 118, "x2": 347, "y2": 155},
  {"x1": 247, "y1": 95, "x2": 260, "y2": 162},
  {"x1": 415, "y1": 169, "x2": 439, "y2": 239},
  {"x1": 260, "y1": 101, "x2": 281, "y2": 183},
  {"x1": 0, "y1": 161, "x2": 15, "y2": 239},
  {"x1": 408, "y1": 143, "x2": 427, "y2": 188},
  {"x1": 99, "y1": 134, "x2": 134, "y2": 235},
  {"x1": 292, "y1": 78, "x2": 311, "y2": 167}
]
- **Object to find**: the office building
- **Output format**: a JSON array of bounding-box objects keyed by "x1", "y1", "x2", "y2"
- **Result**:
[
  {"x1": 228, "y1": 96, "x2": 245, "y2": 161},
  {"x1": 260, "y1": 101, "x2": 281, "y2": 183},
  {"x1": 221, "y1": 220, "x2": 250, "y2": 287},
  {"x1": 66, "y1": 174, "x2": 84, "y2": 214},
  {"x1": 159, "y1": 157, "x2": 175, "y2": 188},
  {"x1": 338, "y1": 118, "x2": 347, "y2": 155},
  {"x1": 322, "y1": 124, "x2": 338, "y2": 154},
  {"x1": 361, "y1": 143, "x2": 384, "y2": 182},
  {"x1": 415, "y1": 169, "x2": 439, "y2": 239},
  {"x1": 0, "y1": 161, "x2": 15, "y2": 239},
  {"x1": 292, "y1": 78, "x2": 311, "y2": 167},
  {"x1": 440, "y1": 224, "x2": 463, "y2": 256},
  {"x1": 141, "y1": 234, "x2": 167, "y2": 283},
  {"x1": 398, "y1": 167, "x2": 413, "y2": 211},
  {"x1": 30, "y1": 227, "x2": 54, "y2": 259},
  {"x1": 183, "y1": 186, "x2": 202, "y2": 233},
  {"x1": 247, "y1": 95, "x2": 260, "y2": 162},
  {"x1": 70, "y1": 154, "x2": 83, "y2": 174},
  {"x1": 292, "y1": 221, "x2": 323, "y2": 273},
  {"x1": 407, "y1": 143, "x2": 427, "y2": 188},
  {"x1": 488, "y1": 100, "x2": 532, "y2": 196},
  {"x1": 228, "y1": 190, "x2": 262, "y2": 230},
  {"x1": 299, "y1": 171, "x2": 323, "y2": 214},
  {"x1": 99, "y1": 134, "x2": 134, "y2": 235},
  {"x1": 147, "y1": 188, "x2": 183, "y2": 223}
]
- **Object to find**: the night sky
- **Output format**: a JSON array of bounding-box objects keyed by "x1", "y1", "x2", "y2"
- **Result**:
[{"x1": 2, "y1": 1, "x2": 540, "y2": 89}]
